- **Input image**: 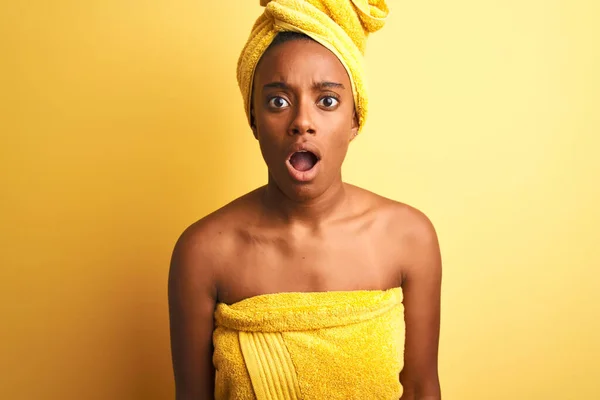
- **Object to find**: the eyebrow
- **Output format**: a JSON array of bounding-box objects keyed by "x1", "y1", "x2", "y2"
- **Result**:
[
  {"x1": 262, "y1": 81, "x2": 346, "y2": 91},
  {"x1": 314, "y1": 81, "x2": 345, "y2": 90}
]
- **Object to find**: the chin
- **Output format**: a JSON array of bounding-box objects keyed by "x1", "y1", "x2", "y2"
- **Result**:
[
  {"x1": 273, "y1": 175, "x2": 324, "y2": 202},
  {"x1": 284, "y1": 182, "x2": 323, "y2": 202}
]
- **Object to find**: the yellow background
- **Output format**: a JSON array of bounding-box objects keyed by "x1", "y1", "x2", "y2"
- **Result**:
[{"x1": 2, "y1": 1, "x2": 598, "y2": 399}]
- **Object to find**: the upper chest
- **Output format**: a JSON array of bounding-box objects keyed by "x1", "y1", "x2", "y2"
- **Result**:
[{"x1": 216, "y1": 217, "x2": 407, "y2": 304}]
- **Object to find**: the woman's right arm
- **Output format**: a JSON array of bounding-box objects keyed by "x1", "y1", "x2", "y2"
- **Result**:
[{"x1": 168, "y1": 226, "x2": 218, "y2": 400}]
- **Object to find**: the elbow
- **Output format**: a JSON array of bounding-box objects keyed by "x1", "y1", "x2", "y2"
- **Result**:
[
  {"x1": 400, "y1": 371, "x2": 441, "y2": 400},
  {"x1": 400, "y1": 388, "x2": 441, "y2": 400}
]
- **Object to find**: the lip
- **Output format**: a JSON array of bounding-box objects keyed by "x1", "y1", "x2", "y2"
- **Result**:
[{"x1": 285, "y1": 142, "x2": 322, "y2": 183}]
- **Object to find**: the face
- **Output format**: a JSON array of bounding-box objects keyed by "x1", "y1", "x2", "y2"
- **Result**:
[{"x1": 251, "y1": 39, "x2": 358, "y2": 201}]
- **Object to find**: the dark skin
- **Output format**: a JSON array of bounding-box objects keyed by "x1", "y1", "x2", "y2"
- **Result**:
[{"x1": 168, "y1": 39, "x2": 442, "y2": 400}]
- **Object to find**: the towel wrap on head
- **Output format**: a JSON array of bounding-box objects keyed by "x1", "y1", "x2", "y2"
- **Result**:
[
  {"x1": 212, "y1": 287, "x2": 405, "y2": 399},
  {"x1": 236, "y1": 0, "x2": 390, "y2": 133}
]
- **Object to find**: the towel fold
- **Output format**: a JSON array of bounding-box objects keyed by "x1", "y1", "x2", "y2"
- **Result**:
[
  {"x1": 237, "y1": 0, "x2": 390, "y2": 133},
  {"x1": 213, "y1": 287, "x2": 405, "y2": 399}
]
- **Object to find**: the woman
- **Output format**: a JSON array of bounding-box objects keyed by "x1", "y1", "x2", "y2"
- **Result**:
[{"x1": 168, "y1": 1, "x2": 442, "y2": 399}]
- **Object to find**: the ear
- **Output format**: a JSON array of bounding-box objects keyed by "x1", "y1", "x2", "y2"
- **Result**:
[{"x1": 349, "y1": 111, "x2": 359, "y2": 141}]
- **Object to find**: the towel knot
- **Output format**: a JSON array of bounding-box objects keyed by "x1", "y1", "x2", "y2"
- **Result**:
[
  {"x1": 350, "y1": 0, "x2": 389, "y2": 33},
  {"x1": 260, "y1": 0, "x2": 389, "y2": 36}
]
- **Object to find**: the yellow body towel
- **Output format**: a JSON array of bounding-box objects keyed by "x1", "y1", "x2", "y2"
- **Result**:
[
  {"x1": 213, "y1": 287, "x2": 405, "y2": 399},
  {"x1": 236, "y1": 0, "x2": 390, "y2": 133}
]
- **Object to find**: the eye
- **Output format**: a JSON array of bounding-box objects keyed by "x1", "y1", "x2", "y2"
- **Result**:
[
  {"x1": 268, "y1": 96, "x2": 290, "y2": 109},
  {"x1": 318, "y1": 96, "x2": 339, "y2": 109}
]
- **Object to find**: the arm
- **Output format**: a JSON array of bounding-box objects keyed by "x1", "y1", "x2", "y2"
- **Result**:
[
  {"x1": 399, "y1": 210, "x2": 442, "y2": 400},
  {"x1": 168, "y1": 226, "x2": 218, "y2": 400}
]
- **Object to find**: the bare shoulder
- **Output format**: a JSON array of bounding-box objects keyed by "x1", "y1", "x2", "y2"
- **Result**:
[
  {"x1": 348, "y1": 184, "x2": 439, "y2": 247},
  {"x1": 387, "y1": 199, "x2": 440, "y2": 259},
  {"x1": 346, "y1": 183, "x2": 441, "y2": 282},
  {"x1": 170, "y1": 188, "x2": 262, "y2": 273}
]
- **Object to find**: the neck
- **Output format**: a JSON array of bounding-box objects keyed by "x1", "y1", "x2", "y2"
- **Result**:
[{"x1": 261, "y1": 174, "x2": 349, "y2": 226}]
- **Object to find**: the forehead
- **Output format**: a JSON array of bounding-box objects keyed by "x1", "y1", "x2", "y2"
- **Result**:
[{"x1": 253, "y1": 39, "x2": 351, "y2": 88}]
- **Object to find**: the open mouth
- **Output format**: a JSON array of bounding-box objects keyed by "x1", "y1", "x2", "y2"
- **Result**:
[{"x1": 289, "y1": 151, "x2": 319, "y2": 171}]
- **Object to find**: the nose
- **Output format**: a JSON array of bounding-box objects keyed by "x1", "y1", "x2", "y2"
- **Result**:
[{"x1": 288, "y1": 99, "x2": 316, "y2": 136}]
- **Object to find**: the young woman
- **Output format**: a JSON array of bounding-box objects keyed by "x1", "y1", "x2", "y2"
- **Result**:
[{"x1": 168, "y1": 1, "x2": 442, "y2": 399}]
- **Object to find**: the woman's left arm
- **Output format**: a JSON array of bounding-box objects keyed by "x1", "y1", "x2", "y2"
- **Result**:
[{"x1": 398, "y1": 209, "x2": 442, "y2": 400}]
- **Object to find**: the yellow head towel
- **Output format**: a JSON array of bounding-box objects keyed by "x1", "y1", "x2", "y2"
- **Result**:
[
  {"x1": 213, "y1": 287, "x2": 405, "y2": 399},
  {"x1": 237, "y1": 0, "x2": 390, "y2": 133}
]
